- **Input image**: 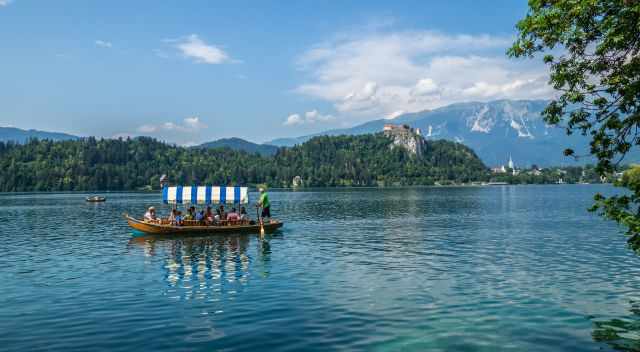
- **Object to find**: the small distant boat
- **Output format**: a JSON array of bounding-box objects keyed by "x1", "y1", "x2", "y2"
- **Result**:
[{"x1": 86, "y1": 196, "x2": 106, "y2": 202}]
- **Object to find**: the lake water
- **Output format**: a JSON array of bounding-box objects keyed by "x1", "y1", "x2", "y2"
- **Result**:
[{"x1": 2, "y1": 186, "x2": 640, "y2": 351}]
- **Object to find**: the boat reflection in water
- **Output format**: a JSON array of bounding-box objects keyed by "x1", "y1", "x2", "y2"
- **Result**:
[{"x1": 128, "y1": 234, "x2": 273, "y2": 301}]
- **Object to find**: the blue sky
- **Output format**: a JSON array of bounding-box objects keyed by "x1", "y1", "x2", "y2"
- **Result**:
[{"x1": 0, "y1": 0, "x2": 550, "y2": 144}]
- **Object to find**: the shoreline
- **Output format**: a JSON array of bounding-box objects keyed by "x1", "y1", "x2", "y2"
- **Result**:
[{"x1": 0, "y1": 183, "x2": 615, "y2": 195}]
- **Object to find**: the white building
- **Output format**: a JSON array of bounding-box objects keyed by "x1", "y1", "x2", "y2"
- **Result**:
[{"x1": 491, "y1": 165, "x2": 507, "y2": 174}]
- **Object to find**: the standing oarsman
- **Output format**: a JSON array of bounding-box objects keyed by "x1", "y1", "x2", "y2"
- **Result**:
[{"x1": 258, "y1": 187, "x2": 271, "y2": 220}]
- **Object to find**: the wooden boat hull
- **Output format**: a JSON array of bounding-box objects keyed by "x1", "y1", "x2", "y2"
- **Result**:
[{"x1": 125, "y1": 214, "x2": 283, "y2": 235}]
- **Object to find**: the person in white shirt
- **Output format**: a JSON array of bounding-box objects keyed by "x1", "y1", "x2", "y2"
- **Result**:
[{"x1": 144, "y1": 206, "x2": 157, "y2": 222}]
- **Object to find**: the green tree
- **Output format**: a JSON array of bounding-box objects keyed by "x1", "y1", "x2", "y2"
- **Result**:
[
  {"x1": 509, "y1": 0, "x2": 640, "y2": 250},
  {"x1": 0, "y1": 134, "x2": 489, "y2": 192}
]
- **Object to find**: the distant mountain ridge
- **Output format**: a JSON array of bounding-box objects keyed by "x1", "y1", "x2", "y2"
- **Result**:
[
  {"x1": 0, "y1": 127, "x2": 280, "y2": 156},
  {"x1": 267, "y1": 99, "x2": 598, "y2": 167},
  {"x1": 0, "y1": 127, "x2": 79, "y2": 143},
  {"x1": 2, "y1": 99, "x2": 620, "y2": 166},
  {"x1": 195, "y1": 137, "x2": 279, "y2": 156}
]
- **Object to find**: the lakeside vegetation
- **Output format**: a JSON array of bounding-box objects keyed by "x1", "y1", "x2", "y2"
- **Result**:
[
  {"x1": 0, "y1": 133, "x2": 623, "y2": 192},
  {"x1": 489, "y1": 165, "x2": 612, "y2": 185},
  {"x1": 0, "y1": 134, "x2": 488, "y2": 191}
]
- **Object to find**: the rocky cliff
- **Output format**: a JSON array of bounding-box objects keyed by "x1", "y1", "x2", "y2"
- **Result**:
[{"x1": 383, "y1": 124, "x2": 425, "y2": 157}]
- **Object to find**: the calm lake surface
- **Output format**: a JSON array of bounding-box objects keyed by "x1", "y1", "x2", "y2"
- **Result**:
[{"x1": 2, "y1": 185, "x2": 640, "y2": 351}]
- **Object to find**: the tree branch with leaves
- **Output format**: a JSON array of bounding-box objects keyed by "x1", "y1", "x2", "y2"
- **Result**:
[{"x1": 509, "y1": 0, "x2": 640, "y2": 249}]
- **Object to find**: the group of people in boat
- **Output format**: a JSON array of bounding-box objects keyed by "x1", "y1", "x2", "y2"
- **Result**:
[
  {"x1": 142, "y1": 188, "x2": 271, "y2": 227},
  {"x1": 143, "y1": 204, "x2": 251, "y2": 226}
]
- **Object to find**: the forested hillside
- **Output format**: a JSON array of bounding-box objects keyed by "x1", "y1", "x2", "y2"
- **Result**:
[
  {"x1": 195, "y1": 137, "x2": 279, "y2": 156},
  {"x1": 275, "y1": 135, "x2": 487, "y2": 186},
  {"x1": 0, "y1": 134, "x2": 488, "y2": 191}
]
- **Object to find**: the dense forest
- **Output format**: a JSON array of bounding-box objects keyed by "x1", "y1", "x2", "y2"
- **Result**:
[{"x1": 0, "y1": 134, "x2": 489, "y2": 191}]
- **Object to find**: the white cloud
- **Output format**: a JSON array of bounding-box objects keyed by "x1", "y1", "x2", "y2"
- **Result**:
[
  {"x1": 95, "y1": 40, "x2": 112, "y2": 48},
  {"x1": 137, "y1": 116, "x2": 207, "y2": 133},
  {"x1": 386, "y1": 110, "x2": 405, "y2": 119},
  {"x1": 305, "y1": 110, "x2": 334, "y2": 123},
  {"x1": 183, "y1": 116, "x2": 206, "y2": 129},
  {"x1": 283, "y1": 110, "x2": 335, "y2": 126},
  {"x1": 0, "y1": 0, "x2": 13, "y2": 7},
  {"x1": 295, "y1": 29, "x2": 553, "y2": 121},
  {"x1": 127, "y1": 116, "x2": 207, "y2": 146},
  {"x1": 137, "y1": 124, "x2": 158, "y2": 133},
  {"x1": 171, "y1": 34, "x2": 233, "y2": 64},
  {"x1": 284, "y1": 114, "x2": 302, "y2": 126},
  {"x1": 411, "y1": 78, "x2": 439, "y2": 96}
]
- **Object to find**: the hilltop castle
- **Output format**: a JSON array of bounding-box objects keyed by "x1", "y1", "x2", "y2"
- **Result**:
[
  {"x1": 383, "y1": 124, "x2": 424, "y2": 156},
  {"x1": 383, "y1": 123, "x2": 422, "y2": 136}
]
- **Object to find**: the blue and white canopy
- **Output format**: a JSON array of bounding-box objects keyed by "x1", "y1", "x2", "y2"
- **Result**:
[{"x1": 163, "y1": 186, "x2": 249, "y2": 205}]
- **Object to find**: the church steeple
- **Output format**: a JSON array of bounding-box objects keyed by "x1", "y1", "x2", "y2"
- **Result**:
[{"x1": 508, "y1": 154, "x2": 514, "y2": 169}]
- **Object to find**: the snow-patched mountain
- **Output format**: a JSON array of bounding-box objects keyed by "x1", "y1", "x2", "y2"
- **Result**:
[{"x1": 269, "y1": 100, "x2": 594, "y2": 167}]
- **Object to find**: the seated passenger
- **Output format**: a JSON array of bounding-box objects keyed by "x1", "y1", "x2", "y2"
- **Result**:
[
  {"x1": 205, "y1": 206, "x2": 214, "y2": 224},
  {"x1": 144, "y1": 206, "x2": 157, "y2": 222},
  {"x1": 195, "y1": 210, "x2": 205, "y2": 223},
  {"x1": 175, "y1": 211, "x2": 184, "y2": 226},
  {"x1": 218, "y1": 205, "x2": 227, "y2": 220},
  {"x1": 227, "y1": 208, "x2": 240, "y2": 221},
  {"x1": 168, "y1": 209, "x2": 177, "y2": 225},
  {"x1": 239, "y1": 206, "x2": 248, "y2": 221},
  {"x1": 184, "y1": 206, "x2": 196, "y2": 221}
]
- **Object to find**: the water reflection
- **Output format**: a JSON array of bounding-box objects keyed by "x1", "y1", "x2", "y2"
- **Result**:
[
  {"x1": 5, "y1": 188, "x2": 639, "y2": 352},
  {"x1": 128, "y1": 235, "x2": 273, "y2": 301},
  {"x1": 592, "y1": 300, "x2": 640, "y2": 351}
]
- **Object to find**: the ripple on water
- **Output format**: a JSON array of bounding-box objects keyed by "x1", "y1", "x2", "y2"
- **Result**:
[{"x1": 1, "y1": 186, "x2": 640, "y2": 351}]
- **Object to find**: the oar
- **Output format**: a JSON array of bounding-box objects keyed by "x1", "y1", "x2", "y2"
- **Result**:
[{"x1": 256, "y1": 203, "x2": 265, "y2": 236}]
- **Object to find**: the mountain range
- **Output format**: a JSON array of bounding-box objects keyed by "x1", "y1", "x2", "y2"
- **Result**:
[
  {"x1": 0, "y1": 127, "x2": 279, "y2": 156},
  {"x1": 268, "y1": 99, "x2": 595, "y2": 167},
  {"x1": 1, "y1": 99, "x2": 614, "y2": 166},
  {"x1": 0, "y1": 127, "x2": 79, "y2": 143}
]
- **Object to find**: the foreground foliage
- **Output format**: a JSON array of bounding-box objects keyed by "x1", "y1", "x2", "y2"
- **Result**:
[
  {"x1": 510, "y1": 0, "x2": 640, "y2": 250},
  {"x1": 592, "y1": 299, "x2": 640, "y2": 351},
  {"x1": 0, "y1": 134, "x2": 488, "y2": 191}
]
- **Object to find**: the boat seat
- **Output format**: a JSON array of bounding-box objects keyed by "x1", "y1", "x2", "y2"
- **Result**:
[{"x1": 183, "y1": 220, "x2": 201, "y2": 226}]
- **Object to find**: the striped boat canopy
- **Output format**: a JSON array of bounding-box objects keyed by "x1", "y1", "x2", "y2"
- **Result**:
[{"x1": 163, "y1": 186, "x2": 249, "y2": 205}]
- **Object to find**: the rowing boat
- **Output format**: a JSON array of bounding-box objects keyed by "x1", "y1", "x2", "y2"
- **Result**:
[
  {"x1": 86, "y1": 196, "x2": 106, "y2": 202},
  {"x1": 124, "y1": 184, "x2": 284, "y2": 236},
  {"x1": 125, "y1": 214, "x2": 283, "y2": 235}
]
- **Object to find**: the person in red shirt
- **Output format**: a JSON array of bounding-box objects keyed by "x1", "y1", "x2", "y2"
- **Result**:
[{"x1": 227, "y1": 207, "x2": 240, "y2": 221}]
